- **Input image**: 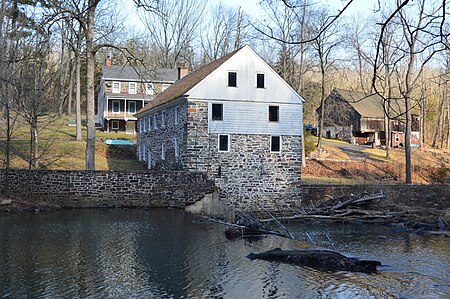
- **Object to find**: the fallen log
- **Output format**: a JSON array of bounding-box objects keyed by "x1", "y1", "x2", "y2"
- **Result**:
[{"x1": 247, "y1": 248, "x2": 381, "y2": 273}]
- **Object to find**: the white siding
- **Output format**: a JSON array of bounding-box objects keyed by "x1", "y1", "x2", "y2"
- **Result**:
[
  {"x1": 188, "y1": 46, "x2": 303, "y2": 105},
  {"x1": 206, "y1": 100, "x2": 302, "y2": 136}
]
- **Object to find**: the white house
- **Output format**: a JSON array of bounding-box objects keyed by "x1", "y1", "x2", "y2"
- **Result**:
[{"x1": 135, "y1": 45, "x2": 304, "y2": 202}]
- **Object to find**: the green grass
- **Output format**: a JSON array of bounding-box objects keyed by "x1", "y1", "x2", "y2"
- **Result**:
[
  {"x1": 301, "y1": 175, "x2": 400, "y2": 185},
  {"x1": 0, "y1": 115, "x2": 144, "y2": 170}
]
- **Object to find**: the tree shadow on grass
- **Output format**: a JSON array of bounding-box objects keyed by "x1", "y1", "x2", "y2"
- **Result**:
[{"x1": 105, "y1": 144, "x2": 146, "y2": 171}]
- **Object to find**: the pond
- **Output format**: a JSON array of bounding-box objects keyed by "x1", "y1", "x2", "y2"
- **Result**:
[{"x1": 0, "y1": 209, "x2": 448, "y2": 298}]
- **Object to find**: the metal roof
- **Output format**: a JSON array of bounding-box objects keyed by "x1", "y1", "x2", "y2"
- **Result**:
[{"x1": 102, "y1": 65, "x2": 178, "y2": 83}]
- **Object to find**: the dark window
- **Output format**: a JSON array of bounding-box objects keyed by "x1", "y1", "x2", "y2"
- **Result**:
[
  {"x1": 257, "y1": 73, "x2": 265, "y2": 88},
  {"x1": 111, "y1": 121, "x2": 119, "y2": 130},
  {"x1": 228, "y1": 72, "x2": 237, "y2": 87},
  {"x1": 269, "y1": 106, "x2": 279, "y2": 122},
  {"x1": 271, "y1": 136, "x2": 281, "y2": 152},
  {"x1": 212, "y1": 103, "x2": 223, "y2": 121},
  {"x1": 219, "y1": 135, "x2": 229, "y2": 152}
]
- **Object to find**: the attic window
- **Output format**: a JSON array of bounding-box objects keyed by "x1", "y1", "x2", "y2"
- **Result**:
[
  {"x1": 257, "y1": 73, "x2": 265, "y2": 88},
  {"x1": 269, "y1": 106, "x2": 279, "y2": 122},
  {"x1": 228, "y1": 72, "x2": 237, "y2": 87},
  {"x1": 212, "y1": 103, "x2": 223, "y2": 121}
]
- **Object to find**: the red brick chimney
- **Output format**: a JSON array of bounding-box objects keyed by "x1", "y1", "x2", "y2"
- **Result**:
[
  {"x1": 178, "y1": 64, "x2": 189, "y2": 80},
  {"x1": 105, "y1": 56, "x2": 112, "y2": 68}
]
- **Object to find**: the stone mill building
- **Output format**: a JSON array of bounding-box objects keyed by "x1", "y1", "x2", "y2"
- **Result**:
[{"x1": 135, "y1": 45, "x2": 304, "y2": 205}]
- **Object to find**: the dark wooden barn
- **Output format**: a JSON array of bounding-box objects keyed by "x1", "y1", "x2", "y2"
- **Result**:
[{"x1": 318, "y1": 89, "x2": 420, "y2": 147}]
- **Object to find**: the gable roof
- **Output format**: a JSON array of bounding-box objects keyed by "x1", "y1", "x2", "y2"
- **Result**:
[
  {"x1": 135, "y1": 47, "x2": 243, "y2": 116},
  {"x1": 102, "y1": 65, "x2": 178, "y2": 82},
  {"x1": 332, "y1": 88, "x2": 406, "y2": 119}
]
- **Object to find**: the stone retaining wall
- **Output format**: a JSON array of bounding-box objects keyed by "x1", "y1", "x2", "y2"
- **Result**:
[{"x1": 0, "y1": 169, "x2": 215, "y2": 208}]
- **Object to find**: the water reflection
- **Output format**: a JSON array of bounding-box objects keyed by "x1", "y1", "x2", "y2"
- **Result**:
[{"x1": 0, "y1": 209, "x2": 449, "y2": 298}]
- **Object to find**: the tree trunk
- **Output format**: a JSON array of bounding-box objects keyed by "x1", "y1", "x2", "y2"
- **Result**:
[
  {"x1": 58, "y1": 32, "x2": 67, "y2": 116},
  {"x1": 432, "y1": 82, "x2": 445, "y2": 148},
  {"x1": 85, "y1": 0, "x2": 96, "y2": 170},
  {"x1": 67, "y1": 50, "x2": 75, "y2": 115},
  {"x1": 317, "y1": 60, "x2": 325, "y2": 150},
  {"x1": 75, "y1": 48, "x2": 82, "y2": 142}
]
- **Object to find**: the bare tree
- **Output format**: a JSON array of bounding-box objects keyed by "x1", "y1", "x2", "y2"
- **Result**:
[
  {"x1": 372, "y1": 0, "x2": 446, "y2": 183},
  {"x1": 137, "y1": 0, "x2": 206, "y2": 68},
  {"x1": 308, "y1": 7, "x2": 342, "y2": 150}
]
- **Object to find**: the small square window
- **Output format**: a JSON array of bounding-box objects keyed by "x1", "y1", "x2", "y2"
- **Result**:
[
  {"x1": 212, "y1": 103, "x2": 223, "y2": 121},
  {"x1": 228, "y1": 72, "x2": 237, "y2": 87},
  {"x1": 112, "y1": 100, "x2": 120, "y2": 113},
  {"x1": 111, "y1": 121, "x2": 119, "y2": 130},
  {"x1": 269, "y1": 106, "x2": 279, "y2": 122},
  {"x1": 257, "y1": 73, "x2": 265, "y2": 88},
  {"x1": 271, "y1": 136, "x2": 281, "y2": 152},
  {"x1": 218, "y1": 134, "x2": 229, "y2": 152}
]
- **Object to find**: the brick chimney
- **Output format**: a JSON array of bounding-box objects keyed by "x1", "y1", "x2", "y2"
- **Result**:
[
  {"x1": 105, "y1": 56, "x2": 112, "y2": 68},
  {"x1": 178, "y1": 64, "x2": 189, "y2": 80}
]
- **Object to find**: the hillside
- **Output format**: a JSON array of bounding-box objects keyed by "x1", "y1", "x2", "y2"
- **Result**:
[{"x1": 302, "y1": 136, "x2": 450, "y2": 185}]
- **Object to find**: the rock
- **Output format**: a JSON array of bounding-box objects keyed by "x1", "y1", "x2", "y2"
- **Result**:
[
  {"x1": 247, "y1": 248, "x2": 381, "y2": 273},
  {"x1": 0, "y1": 199, "x2": 12, "y2": 205}
]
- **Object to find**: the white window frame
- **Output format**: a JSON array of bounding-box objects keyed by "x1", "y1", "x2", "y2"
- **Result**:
[
  {"x1": 256, "y1": 73, "x2": 265, "y2": 89},
  {"x1": 111, "y1": 120, "x2": 119, "y2": 130},
  {"x1": 174, "y1": 106, "x2": 179, "y2": 125},
  {"x1": 143, "y1": 116, "x2": 147, "y2": 132},
  {"x1": 161, "y1": 110, "x2": 166, "y2": 128},
  {"x1": 174, "y1": 137, "x2": 179, "y2": 158},
  {"x1": 161, "y1": 143, "x2": 165, "y2": 160},
  {"x1": 162, "y1": 83, "x2": 170, "y2": 91},
  {"x1": 112, "y1": 81, "x2": 121, "y2": 93},
  {"x1": 128, "y1": 101, "x2": 136, "y2": 114},
  {"x1": 218, "y1": 134, "x2": 230, "y2": 152},
  {"x1": 146, "y1": 83, "x2": 154, "y2": 95},
  {"x1": 112, "y1": 100, "x2": 120, "y2": 113},
  {"x1": 128, "y1": 82, "x2": 137, "y2": 94},
  {"x1": 148, "y1": 116, "x2": 151, "y2": 131},
  {"x1": 142, "y1": 144, "x2": 146, "y2": 161},
  {"x1": 147, "y1": 148, "x2": 152, "y2": 169},
  {"x1": 270, "y1": 135, "x2": 282, "y2": 153},
  {"x1": 153, "y1": 114, "x2": 157, "y2": 129}
]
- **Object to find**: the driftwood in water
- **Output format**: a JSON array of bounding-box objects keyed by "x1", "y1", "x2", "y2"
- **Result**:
[{"x1": 247, "y1": 248, "x2": 381, "y2": 273}]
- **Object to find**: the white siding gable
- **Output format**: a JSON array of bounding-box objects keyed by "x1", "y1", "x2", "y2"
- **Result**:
[
  {"x1": 187, "y1": 46, "x2": 304, "y2": 105},
  {"x1": 187, "y1": 45, "x2": 303, "y2": 136}
]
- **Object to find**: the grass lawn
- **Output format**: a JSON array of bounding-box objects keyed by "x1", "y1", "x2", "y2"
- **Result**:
[{"x1": 0, "y1": 115, "x2": 144, "y2": 171}]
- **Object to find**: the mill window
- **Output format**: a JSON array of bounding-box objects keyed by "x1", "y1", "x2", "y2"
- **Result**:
[
  {"x1": 218, "y1": 134, "x2": 229, "y2": 152},
  {"x1": 212, "y1": 103, "x2": 223, "y2": 121},
  {"x1": 270, "y1": 136, "x2": 281, "y2": 153},
  {"x1": 228, "y1": 72, "x2": 237, "y2": 87},
  {"x1": 269, "y1": 106, "x2": 279, "y2": 122},
  {"x1": 257, "y1": 73, "x2": 265, "y2": 88}
]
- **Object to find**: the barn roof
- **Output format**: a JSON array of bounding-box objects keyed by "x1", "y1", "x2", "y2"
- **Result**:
[{"x1": 332, "y1": 89, "x2": 406, "y2": 119}]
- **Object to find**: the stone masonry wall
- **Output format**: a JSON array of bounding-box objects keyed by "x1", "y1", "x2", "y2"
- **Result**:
[
  {"x1": 0, "y1": 169, "x2": 215, "y2": 208},
  {"x1": 186, "y1": 101, "x2": 302, "y2": 207},
  {"x1": 137, "y1": 98, "x2": 188, "y2": 170}
]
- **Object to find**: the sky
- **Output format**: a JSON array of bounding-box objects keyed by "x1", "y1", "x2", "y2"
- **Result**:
[{"x1": 122, "y1": 0, "x2": 380, "y2": 31}]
